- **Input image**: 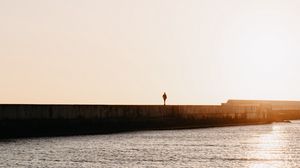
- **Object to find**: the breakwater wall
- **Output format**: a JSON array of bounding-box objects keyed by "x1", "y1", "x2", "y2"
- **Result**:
[
  {"x1": 1, "y1": 100, "x2": 300, "y2": 137},
  {"x1": 0, "y1": 104, "x2": 269, "y2": 121}
]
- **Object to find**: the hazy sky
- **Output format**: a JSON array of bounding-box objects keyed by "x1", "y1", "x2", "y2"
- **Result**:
[{"x1": 1, "y1": 0, "x2": 300, "y2": 104}]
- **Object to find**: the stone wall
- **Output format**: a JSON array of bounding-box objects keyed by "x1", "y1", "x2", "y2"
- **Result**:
[
  {"x1": 1, "y1": 101, "x2": 300, "y2": 137},
  {"x1": 0, "y1": 104, "x2": 268, "y2": 121},
  {"x1": 1, "y1": 100, "x2": 300, "y2": 122}
]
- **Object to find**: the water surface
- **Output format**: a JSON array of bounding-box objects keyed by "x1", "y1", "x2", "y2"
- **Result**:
[{"x1": 1, "y1": 121, "x2": 300, "y2": 167}]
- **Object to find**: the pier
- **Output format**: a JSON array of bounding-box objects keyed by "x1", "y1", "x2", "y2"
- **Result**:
[{"x1": 1, "y1": 100, "x2": 300, "y2": 138}]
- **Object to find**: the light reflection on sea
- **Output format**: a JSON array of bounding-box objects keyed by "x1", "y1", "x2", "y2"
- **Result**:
[{"x1": 1, "y1": 121, "x2": 300, "y2": 167}]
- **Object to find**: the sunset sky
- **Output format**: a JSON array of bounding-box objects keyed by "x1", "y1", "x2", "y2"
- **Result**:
[{"x1": 1, "y1": 0, "x2": 300, "y2": 104}]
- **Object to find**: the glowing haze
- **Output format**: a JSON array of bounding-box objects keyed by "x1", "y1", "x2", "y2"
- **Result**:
[{"x1": 1, "y1": 0, "x2": 300, "y2": 105}]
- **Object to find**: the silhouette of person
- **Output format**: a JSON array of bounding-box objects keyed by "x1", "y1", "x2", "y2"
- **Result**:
[{"x1": 162, "y1": 92, "x2": 167, "y2": 106}]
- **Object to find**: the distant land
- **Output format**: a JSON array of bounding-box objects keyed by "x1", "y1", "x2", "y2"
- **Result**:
[{"x1": 1, "y1": 99, "x2": 300, "y2": 138}]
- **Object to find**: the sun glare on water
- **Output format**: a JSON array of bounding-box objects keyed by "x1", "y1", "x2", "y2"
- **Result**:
[{"x1": 248, "y1": 125, "x2": 286, "y2": 168}]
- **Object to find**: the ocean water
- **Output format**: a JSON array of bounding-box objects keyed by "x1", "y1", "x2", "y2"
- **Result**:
[{"x1": 1, "y1": 121, "x2": 300, "y2": 168}]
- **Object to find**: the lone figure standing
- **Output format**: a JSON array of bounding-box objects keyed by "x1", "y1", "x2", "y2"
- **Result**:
[{"x1": 162, "y1": 92, "x2": 167, "y2": 106}]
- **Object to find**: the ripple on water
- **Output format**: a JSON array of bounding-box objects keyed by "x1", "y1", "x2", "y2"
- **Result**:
[{"x1": 1, "y1": 122, "x2": 300, "y2": 167}]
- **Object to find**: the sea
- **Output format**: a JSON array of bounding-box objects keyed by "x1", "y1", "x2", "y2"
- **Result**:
[{"x1": 1, "y1": 121, "x2": 300, "y2": 168}]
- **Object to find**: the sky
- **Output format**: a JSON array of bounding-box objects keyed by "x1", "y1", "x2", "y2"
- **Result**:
[{"x1": 1, "y1": 0, "x2": 300, "y2": 105}]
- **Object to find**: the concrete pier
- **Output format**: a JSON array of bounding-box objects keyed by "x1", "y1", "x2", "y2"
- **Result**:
[{"x1": 1, "y1": 100, "x2": 300, "y2": 138}]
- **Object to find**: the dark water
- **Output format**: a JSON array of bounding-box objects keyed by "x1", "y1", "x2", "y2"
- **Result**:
[{"x1": 1, "y1": 121, "x2": 300, "y2": 168}]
